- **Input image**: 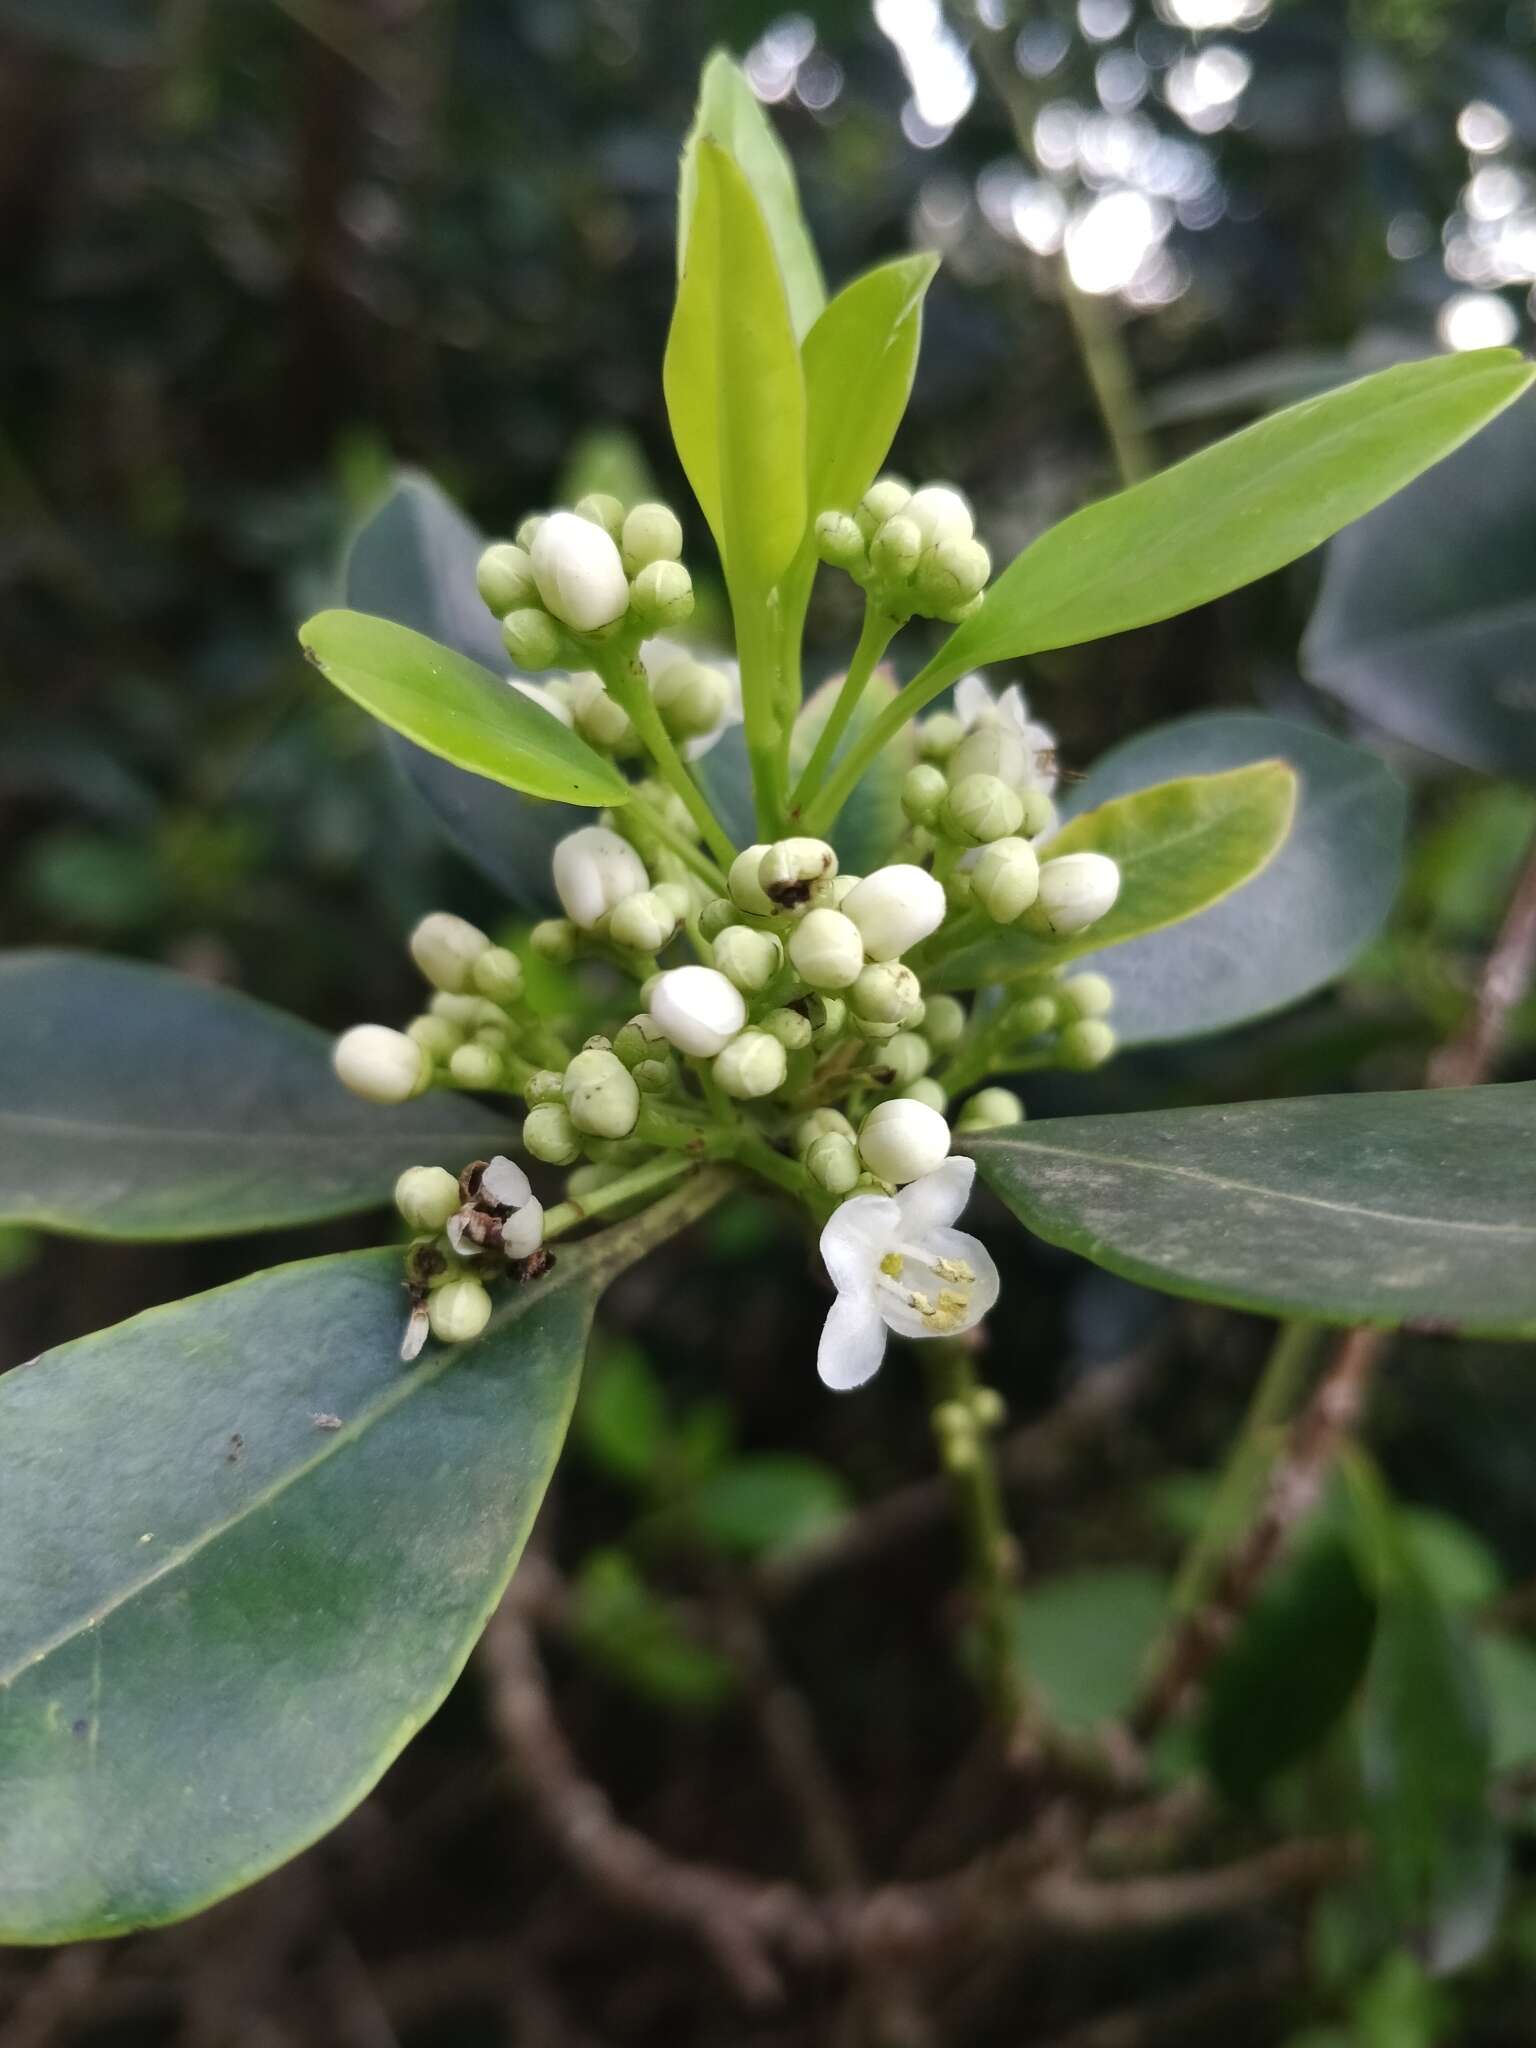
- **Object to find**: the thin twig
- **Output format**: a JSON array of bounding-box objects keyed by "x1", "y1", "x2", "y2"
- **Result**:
[{"x1": 1427, "y1": 820, "x2": 1536, "y2": 1089}]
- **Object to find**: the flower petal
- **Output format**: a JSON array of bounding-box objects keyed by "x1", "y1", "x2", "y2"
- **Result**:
[
  {"x1": 953, "y1": 674, "x2": 991, "y2": 728},
  {"x1": 820, "y1": 1193, "x2": 901, "y2": 1296},
  {"x1": 817, "y1": 1288, "x2": 890, "y2": 1390},
  {"x1": 927, "y1": 1226, "x2": 1000, "y2": 1323},
  {"x1": 482, "y1": 1155, "x2": 532, "y2": 1209},
  {"x1": 997, "y1": 683, "x2": 1030, "y2": 733},
  {"x1": 895, "y1": 1157, "x2": 976, "y2": 1235}
]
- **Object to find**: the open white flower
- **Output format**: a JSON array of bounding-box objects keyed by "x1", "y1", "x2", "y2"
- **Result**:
[
  {"x1": 816, "y1": 1158, "x2": 1000, "y2": 1391},
  {"x1": 641, "y1": 636, "x2": 743, "y2": 758},
  {"x1": 953, "y1": 673, "x2": 1057, "y2": 794}
]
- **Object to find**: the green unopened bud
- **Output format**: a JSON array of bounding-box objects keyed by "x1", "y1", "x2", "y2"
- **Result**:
[
  {"x1": 972, "y1": 1386, "x2": 1007, "y2": 1429},
  {"x1": 902, "y1": 1076, "x2": 948, "y2": 1113},
  {"x1": 569, "y1": 670, "x2": 634, "y2": 752},
  {"x1": 501, "y1": 607, "x2": 564, "y2": 671},
  {"x1": 1062, "y1": 972, "x2": 1114, "y2": 1020},
  {"x1": 956, "y1": 1086, "x2": 1025, "y2": 1132},
  {"x1": 613, "y1": 1013, "x2": 669, "y2": 1068},
  {"x1": 852, "y1": 1013, "x2": 900, "y2": 1041},
  {"x1": 923, "y1": 993, "x2": 966, "y2": 1050},
  {"x1": 788, "y1": 906, "x2": 864, "y2": 989},
  {"x1": 563, "y1": 1047, "x2": 640, "y2": 1138},
  {"x1": 394, "y1": 1164, "x2": 461, "y2": 1234},
  {"x1": 429, "y1": 992, "x2": 500, "y2": 1029},
  {"x1": 807, "y1": 993, "x2": 847, "y2": 1045},
  {"x1": 608, "y1": 889, "x2": 678, "y2": 954},
  {"x1": 530, "y1": 918, "x2": 578, "y2": 963},
  {"x1": 869, "y1": 1030, "x2": 931, "y2": 1087},
  {"x1": 805, "y1": 1131, "x2": 861, "y2": 1194},
  {"x1": 814, "y1": 510, "x2": 867, "y2": 571},
  {"x1": 476, "y1": 542, "x2": 539, "y2": 616},
  {"x1": 407, "y1": 1014, "x2": 461, "y2": 1060},
  {"x1": 713, "y1": 924, "x2": 784, "y2": 993},
  {"x1": 429, "y1": 1276, "x2": 493, "y2": 1345},
  {"x1": 728, "y1": 843, "x2": 775, "y2": 916},
  {"x1": 938, "y1": 592, "x2": 984, "y2": 625},
  {"x1": 523, "y1": 1102, "x2": 581, "y2": 1164},
  {"x1": 857, "y1": 476, "x2": 910, "y2": 537},
  {"x1": 525, "y1": 1068, "x2": 565, "y2": 1106},
  {"x1": 515, "y1": 513, "x2": 547, "y2": 550},
  {"x1": 713, "y1": 1028, "x2": 787, "y2": 1100},
  {"x1": 797, "y1": 1108, "x2": 857, "y2": 1154},
  {"x1": 902, "y1": 762, "x2": 949, "y2": 825},
  {"x1": 470, "y1": 946, "x2": 523, "y2": 1004},
  {"x1": 869, "y1": 514, "x2": 922, "y2": 581},
  {"x1": 1009, "y1": 994, "x2": 1059, "y2": 1039},
  {"x1": 971, "y1": 836, "x2": 1041, "y2": 924},
  {"x1": 944, "y1": 773, "x2": 1025, "y2": 845},
  {"x1": 763, "y1": 1005, "x2": 812, "y2": 1050},
  {"x1": 574, "y1": 491, "x2": 625, "y2": 539},
  {"x1": 1020, "y1": 790, "x2": 1057, "y2": 838},
  {"x1": 630, "y1": 558, "x2": 695, "y2": 629},
  {"x1": 631, "y1": 1056, "x2": 671, "y2": 1093},
  {"x1": 759, "y1": 836, "x2": 838, "y2": 911},
  {"x1": 919, "y1": 711, "x2": 965, "y2": 762},
  {"x1": 916, "y1": 536, "x2": 991, "y2": 611},
  {"x1": 697, "y1": 894, "x2": 737, "y2": 941},
  {"x1": 409, "y1": 911, "x2": 490, "y2": 993},
  {"x1": 621, "y1": 501, "x2": 684, "y2": 573},
  {"x1": 851, "y1": 959, "x2": 921, "y2": 1025},
  {"x1": 1060, "y1": 1019, "x2": 1117, "y2": 1071},
  {"x1": 449, "y1": 1042, "x2": 502, "y2": 1089},
  {"x1": 650, "y1": 655, "x2": 726, "y2": 737}
]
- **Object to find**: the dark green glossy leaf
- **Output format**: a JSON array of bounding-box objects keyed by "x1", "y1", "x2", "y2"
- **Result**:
[
  {"x1": 941, "y1": 352, "x2": 1536, "y2": 672},
  {"x1": 1009, "y1": 1568, "x2": 1166, "y2": 1733},
  {"x1": 969, "y1": 1084, "x2": 1536, "y2": 1335},
  {"x1": 688, "y1": 1455, "x2": 850, "y2": 1558},
  {"x1": 1304, "y1": 397, "x2": 1536, "y2": 780},
  {"x1": 300, "y1": 610, "x2": 628, "y2": 808},
  {"x1": 0, "y1": 1183, "x2": 716, "y2": 1942},
  {"x1": 931, "y1": 760, "x2": 1296, "y2": 991},
  {"x1": 0, "y1": 951, "x2": 511, "y2": 1240},
  {"x1": 802, "y1": 255, "x2": 937, "y2": 521},
  {"x1": 1055, "y1": 714, "x2": 1407, "y2": 1046}
]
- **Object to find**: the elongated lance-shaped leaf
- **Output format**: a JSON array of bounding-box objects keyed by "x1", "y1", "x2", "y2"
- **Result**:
[
  {"x1": 0, "y1": 1173, "x2": 723, "y2": 1943},
  {"x1": 938, "y1": 350, "x2": 1536, "y2": 673},
  {"x1": 969, "y1": 1084, "x2": 1536, "y2": 1336},
  {"x1": 929, "y1": 759, "x2": 1297, "y2": 991},
  {"x1": 300, "y1": 609, "x2": 629, "y2": 808},
  {"x1": 0, "y1": 950, "x2": 513, "y2": 1240},
  {"x1": 802, "y1": 254, "x2": 937, "y2": 522}
]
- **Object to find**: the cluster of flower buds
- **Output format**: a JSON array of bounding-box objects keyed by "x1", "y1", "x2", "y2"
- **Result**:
[
  {"x1": 394, "y1": 1155, "x2": 547, "y2": 1359},
  {"x1": 814, "y1": 477, "x2": 991, "y2": 624},
  {"x1": 476, "y1": 496, "x2": 696, "y2": 671}
]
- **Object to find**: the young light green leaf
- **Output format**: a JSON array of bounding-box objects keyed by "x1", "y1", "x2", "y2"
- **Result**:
[
  {"x1": 1009, "y1": 1568, "x2": 1167, "y2": 1733},
  {"x1": 930, "y1": 759, "x2": 1297, "y2": 989},
  {"x1": 802, "y1": 254, "x2": 938, "y2": 522},
  {"x1": 968, "y1": 1083, "x2": 1536, "y2": 1336},
  {"x1": 0, "y1": 950, "x2": 512, "y2": 1240},
  {"x1": 678, "y1": 49, "x2": 825, "y2": 340},
  {"x1": 0, "y1": 1180, "x2": 719, "y2": 1942},
  {"x1": 940, "y1": 350, "x2": 1536, "y2": 672},
  {"x1": 299, "y1": 609, "x2": 628, "y2": 808},
  {"x1": 664, "y1": 138, "x2": 808, "y2": 595}
]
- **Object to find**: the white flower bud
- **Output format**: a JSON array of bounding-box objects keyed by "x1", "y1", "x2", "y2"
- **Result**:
[
  {"x1": 917, "y1": 536, "x2": 990, "y2": 610},
  {"x1": 1020, "y1": 790, "x2": 1057, "y2": 839},
  {"x1": 630, "y1": 559, "x2": 695, "y2": 629},
  {"x1": 409, "y1": 911, "x2": 491, "y2": 993},
  {"x1": 728, "y1": 843, "x2": 776, "y2": 916},
  {"x1": 857, "y1": 1098, "x2": 952, "y2": 1185},
  {"x1": 970, "y1": 836, "x2": 1041, "y2": 924},
  {"x1": 530, "y1": 510, "x2": 631, "y2": 633},
  {"x1": 1060, "y1": 1018, "x2": 1117, "y2": 1070},
  {"x1": 918, "y1": 711, "x2": 965, "y2": 762},
  {"x1": 333, "y1": 1024, "x2": 428, "y2": 1105},
  {"x1": 788, "y1": 907, "x2": 865, "y2": 989},
  {"x1": 760, "y1": 836, "x2": 838, "y2": 911},
  {"x1": 869, "y1": 514, "x2": 921, "y2": 580},
  {"x1": 944, "y1": 773, "x2": 1024, "y2": 845},
  {"x1": 806, "y1": 993, "x2": 847, "y2": 1044},
  {"x1": 449, "y1": 1042, "x2": 502, "y2": 1090},
  {"x1": 429, "y1": 1276, "x2": 493, "y2": 1345},
  {"x1": 407, "y1": 1014, "x2": 460, "y2": 1060},
  {"x1": 903, "y1": 1077, "x2": 948, "y2": 1113},
  {"x1": 851, "y1": 959, "x2": 921, "y2": 1024},
  {"x1": 830, "y1": 873, "x2": 861, "y2": 906},
  {"x1": 515, "y1": 513, "x2": 546, "y2": 550},
  {"x1": 923, "y1": 994, "x2": 966, "y2": 1050},
  {"x1": 530, "y1": 917, "x2": 578, "y2": 962},
  {"x1": 476, "y1": 542, "x2": 539, "y2": 616},
  {"x1": 840, "y1": 865, "x2": 947, "y2": 962},
  {"x1": 649, "y1": 965, "x2": 747, "y2": 1056},
  {"x1": 524, "y1": 1068, "x2": 565, "y2": 1105},
  {"x1": 713, "y1": 1029, "x2": 788, "y2": 1100},
  {"x1": 870, "y1": 1030, "x2": 931, "y2": 1087},
  {"x1": 608, "y1": 889, "x2": 678, "y2": 954},
  {"x1": 763, "y1": 1005, "x2": 812, "y2": 1049},
  {"x1": 1027, "y1": 852, "x2": 1121, "y2": 937},
  {"x1": 523, "y1": 1102, "x2": 582, "y2": 1163},
  {"x1": 621, "y1": 501, "x2": 684, "y2": 573},
  {"x1": 1062, "y1": 972, "x2": 1114, "y2": 1020},
  {"x1": 949, "y1": 721, "x2": 1031, "y2": 790},
  {"x1": 853, "y1": 1013, "x2": 899, "y2": 1042},
  {"x1": 568, "y1": 671, "x2": 634, "y2": 752},
  {"x1": 563, "y1": 1047, "x2": 640, "y2": 1138},
  {"x1": 713, "y1": 924, "x2": 784, "y2": 992},
  {"x1": 501, "y1": 608, "x2": 565, "y2": 671},
  {"x1": 904, "y1": 484, "x2": 973, "y2": 546},
  {"x1": 902, "y1": 763, "x2": 948, "y2": 825},
  {"x1": 857, "y1": 476, "x2": 910, "y2": 536},
  {"x1": 651, "y1": 656, "x2": 727, "y2": 739},
  {"x1": 815, "y1": 510, "x2": 867, "y2": 572},
  {"x1": 805, "y1": 1132, "x2": 861, "y2": 1194},
  {"x1": 552, "y1": 825, "x2": 649, "y2": 930},
  {"x1": 394, "y1": 1165, "x2": 461, "y2": 1234},
  {"x1": 472, "y1": 946, "x2": 525, "y2": 1003},
  {"x1": 574, "y1": 491, "x2": 625, "y2": 539},
  {"x1": 655, "y1": 879, "x2": 696, "y2": 923},
  {"x1": 956, "y1": 1086, "x2": 1025, "y2": 1132}
]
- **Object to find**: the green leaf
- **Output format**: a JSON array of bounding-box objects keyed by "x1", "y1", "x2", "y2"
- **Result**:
[
  {"x1": 802, "y1": 255, "x2": 937, "y2": 520},
  {"x1": 931, "y1": 760, "x2": 1297, "y2": 990},
  {"x1": 575, "y1": 1340, "x2": 671, "y2": 1491},
  {"x1": 0, "y1": 1193, "x2": 707, "y2": 1942},
  {"x1": 1304, "y1": 396, "x2": 1536, "y2": 780},
  {"x1": 665, "y1": 139, "x2": 807, "y2": 595},
  {"x1": 1009, "y1": 1568, "x2": 1167, "y2": 1733},
  {"x1": 791, "y1": 669, "x2": 914, "y2": 873},
  {"x1": 1401, "y1": 1510, "x2": 1502, "y2": 1612},
  {"x1": 0, "y1": 951, "x2": 511, "y2": 1240},
  {"x1": 1475, "y1": 1633, "x2": 1536, "y2": 1773},
  {"x1": 940, "y1": 351, "x2": 1536, "y2": 673},
  {"x1": 678, "y1": 50, "x2": 824, "y2": 341},
  {"x1": 299, "y1": 609, "x2": 628, "y2": 808},
  {"x1": 569, "y1": 1550, "x2": 735, "y2": 1712},
  {"x1": 1054, "y1": 714, "x2": 1406, "y2": 1046},
  {"x1": 968, "y1": 1083, "x2": 1536, "y2": 1336},
  {"x1": 344, "y1": 472, "x2": 576, "y2": 907},
  {"x1": 687, "y1": 1455, "x2": 850, "y2": 1558}
]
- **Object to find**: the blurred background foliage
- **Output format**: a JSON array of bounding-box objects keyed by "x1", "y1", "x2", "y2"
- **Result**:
[{"x1": 6, "y1": 2, "x2": 1536, "y2": 2043}]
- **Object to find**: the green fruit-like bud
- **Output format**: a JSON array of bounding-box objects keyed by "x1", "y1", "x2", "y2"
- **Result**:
[
  {"x1": 621, "y1": 501, "x2": 684, "y2": 573},
  {"x1": 869, "y1": 513, "x2": 922, "y2": 581},
  {"x1": 919, "y1": 711, "x2": 965, "y2": 762},
  {"x1": 1020, "y1": 790, "x2": 1057, "y2": 839},
  {"x1": 530, "y1": 918, "x2": 578, "y2": 963},
  {"x1": 870, "y1": 1030, "x2": 931, "y2": 1087},
  {"x1": 524, "y1": 1068, "x2": 565, "y2": 1106},
  {"x1": 394, "y1": 1164, "x2": 461, "y2": 1234},
  {"x1": 1061, "y1": 972, "x2": 1114, "y2": 1020},
  {"x1": 902, "y1": 762, "x2": 948, "y2": 825},
  {"x1": 728, "y1": 843, "x2": 775, "y2": 916},
  {"x1": 807, "y1": 993, "x2": 847, "y2": 1045},
  {"x1": 651, "y1": 655, "x2": 726, "y2": 737},
  {"x1": 472, "y1": 945, "x2": 525, "y2": 1003},
  {"x1": 410, "y1": 911, "x2": 491, "y2": 994},
  {"x1": 569, "y1": 670, "x2": 634, "y2": 752},
  {"x1": 633, "y1": 1056, "x2": 674, "y2": 1094},
  {"x1": 476, "y1": 542, "x2": 539, "y2": 616},
  {"x1": 563, "y1": 1047, "x2": 640, "y2": 1138},
  {"x1": 856, "y1": 476, "x2": 910, "y2": 537},
  {"x1": 1009, "y1": 993, "x2": 1060, "y2": 1039},
  {"x1": 916, "y1": 536, "x2": 990, "y2": 611},
  {"x1": 429, "y1": 1276, "x2": 493, "y2": 1345},
  {"x1": 613, "y1": 1013, "x2": 669, "y2": 1068},
  {"x1": 474, "y1": 1022, "x2": 512, "y2": 1050},
  {"x1": 502, "y1": 607, "x2": 564, "y2": 671},
  {"x1": 762, "y1": 1006, "x2": 812, "y2": 1050},
  {"x1": 759, "y1": 836, "x2": 838, "y2": 911},
  {"x1": 970, "y1": 836, "x2": 1041, "y2": 924},
  {"x1": 713, "y1": 1028, "x2": 788, "y2": 1101},
  {"x1": 429, "y1": 992, "x2": 499, "y2": 1029},
  {"x1": 608, "y1": 889, "x2": 678, "y2": 954},
  {"x1": 630, "y1": 558, "x2": 696, "y2": 629},
  {"x1": 713, "y1": 923, "x2": 784, "y2": 993},
  {"x1": 406, "y1": 1014, "x2": 461, "y2": 1060},
  {"x1": 523, "y1": 1101, "x2": 582, "y2": 1165},
  {"x1": 814, "y1": 510, "x2": 867, "y2": 571},
  {"x1": 851, "y1": 959, "x2": 921, "y2": 1025},
  {"x1": 796, "y1": 1108, "x2": 856, "y2": 1154},
  {"x1": 805, "y1": 1131, "x2": 861, "y2": 1194},
  {"x1": 698, "y1": 895, "x2": 736, "y2": 940},
  {"x1": 449, "y1": 1042, "x2": 502, "y2": 1089},
  {"x1": 944, "y1": 773, "x2": 1025, "y2": 845},
  {"x1": 973, "y1": 1385, "x2": 1008, "y2": 1429},
  {"x1": 574, "y1": 491, "x2": 625, "y2": 539},
  {"x1": 515, "y1": 513, "x2": 547, "y2": 550},
  {"x1": 956, "y1": 1086, "x2": 1025, "y2": 1132},
  {"x1": 923, "y1": 993, "x2": 966, "y2": 1050},
  {"x1": 902, "y1": 1076, "x2": 948, "y2": 1113},
  {"x1": 1060, "y1": 1019, "x2": 1117, "y2": 1071}
]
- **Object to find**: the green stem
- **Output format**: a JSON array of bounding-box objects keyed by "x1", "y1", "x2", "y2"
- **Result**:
[
  {"x1": 798, "y1": 644, "x2": 967, "y2": 837},
  {"x1": 787, "y1": 602, "x2": 900, "y2": 817},
  {"x1": 732, "y1": 578, "x2": 789, "y2": 838},
  {"x1": 623, "y1": 788, "x2": 728, "y2": 893},
  {"x1": 541, "y1": 1154, "x2": 698, "y2": 1240},
  {"x1": 595, "y1": 650, "x2": 737, "y2": 869}
]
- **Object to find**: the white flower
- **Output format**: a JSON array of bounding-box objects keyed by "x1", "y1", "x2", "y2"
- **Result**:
[
  {"x1": 641, "y1": 637, "x2": 743, "y2": 759},
  {"x1": 648, "y1": 965, "x2": 747, "y2": 1056},
  {"x1": 840, "y1": 865, "x2": 946, "y2": 962},
  {"x1": 509, "y1": 677, "x2": 575, "y2": 727},
  {"x1": 952, "y1": 673, "x2": 1058, "y2": 794},
  {"x1": 551, "y1": 825, "x2": 649, "y2": 930},
  {"x1": 816, "y1": 1158, "x2": 999, "y2": 1391},
  {"x1": 530, "y1": 510, "x2": 631, "y2": 632},
  {"x1": 481, "y1": 1154, "x2": 545, "y2": 1259}
]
